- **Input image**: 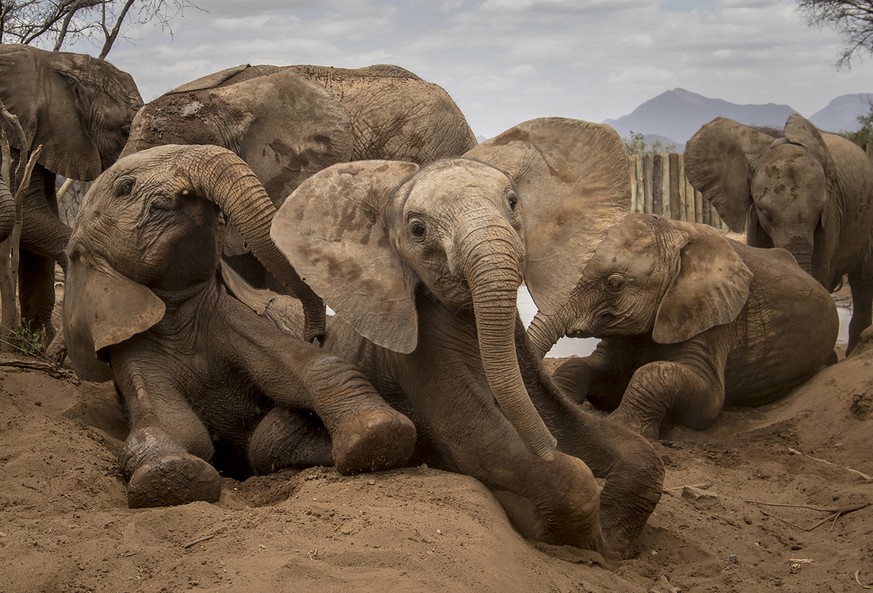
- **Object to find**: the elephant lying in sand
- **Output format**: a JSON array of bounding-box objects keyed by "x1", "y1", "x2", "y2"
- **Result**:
[
  {"x1": 269, "y1": 118, "x2": 665, "y2": 559},
  {"x1": 527, "y1": 213, "x2": 839, "y2": 439},
  {"x1": 63, "y1": 144, "x2": 416, "y2": 508}
]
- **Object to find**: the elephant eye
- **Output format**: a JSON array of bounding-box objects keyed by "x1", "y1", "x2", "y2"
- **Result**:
[
  {"x1": 604, "y1": 273, "x2": 625, "y2": 291},
  {"x1": 115, "y1": 178, "x2": 135, "y2": 198},
  {"x1": 409, "y1": 218, "x2": 426, "y2": 240},
  {"x1": 507, "y1": 192, "x2": 518, "y2": 211}
]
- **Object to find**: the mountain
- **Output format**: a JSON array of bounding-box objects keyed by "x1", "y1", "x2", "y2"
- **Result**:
[
  {"x1": 604, "y1": 88, "x2": 797, "y2": 147},
  {"x1": 809, "y1": 93, "x2": 872, "y2": 133}
]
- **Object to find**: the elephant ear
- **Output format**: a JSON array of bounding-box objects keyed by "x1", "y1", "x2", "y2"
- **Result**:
[
  {"x1": 653, "y1": 221, "x2": 753, "y2": 344},
  {"x1": 685, "y1": 117, "x2": 773, "y2": 233},
  {"x1": 64, "y1": 250, "x2": 166, "y2": 382},
  {"x1": 219, "y1": 69, "x2": 355, "y2": 206},
  {"x1": 463, "y1": 117, "x2": 630, "y2": 315},
  {"x1": 0, "y1": 47, "x2": 103, "y2": 180},
  {"x1": 271, "y1": 160, "x2": 421, "y2": 353},
  {"x1": 782, "y1": 114, "x2": 837, "y2": 181}
]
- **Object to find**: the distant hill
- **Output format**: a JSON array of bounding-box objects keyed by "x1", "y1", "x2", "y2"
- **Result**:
[
  {"x1": 604, "y1": 88, "x2": 797, "y2": 148},
  {"x1": 809, "y1": 93, "x2": 872, "y2": 133}
]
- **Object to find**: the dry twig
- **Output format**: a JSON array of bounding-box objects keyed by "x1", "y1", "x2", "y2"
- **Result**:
[
  {"x1": 856, "y1": 570, "x2": 873, "y2": 590},
  {"x1": 746, "y1": 499, "x2": 870, "y2": 532},
  {"x1": 787, "y1": 447, "x2": 873, "y2": 482}
]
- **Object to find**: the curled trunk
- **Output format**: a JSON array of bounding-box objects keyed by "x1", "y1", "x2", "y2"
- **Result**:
[
  {"x1": 184, "y1": 146, "x2": 325, "y2": 341},
  {"x1": 527, "y1": 307, "x2": 568, "y2": 359}
]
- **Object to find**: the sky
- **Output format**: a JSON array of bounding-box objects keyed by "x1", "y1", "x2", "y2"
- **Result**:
[{"x1": 68, "y1": 0, "x2": 873, "y2": 139}]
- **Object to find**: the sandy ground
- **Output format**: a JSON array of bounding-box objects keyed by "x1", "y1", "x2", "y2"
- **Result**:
[{"x1": 1, "y1": 292, "x2": 871, "y2": 592}]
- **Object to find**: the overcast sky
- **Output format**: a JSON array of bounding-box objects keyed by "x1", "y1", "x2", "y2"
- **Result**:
[{"x1": 77, "y1": 0, "x2": 873, "y2": 139}]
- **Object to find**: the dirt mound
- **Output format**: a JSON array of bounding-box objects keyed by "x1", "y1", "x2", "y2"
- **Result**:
[{"x1": 1, "y1": 346, "x2": 871, "y2": 592}]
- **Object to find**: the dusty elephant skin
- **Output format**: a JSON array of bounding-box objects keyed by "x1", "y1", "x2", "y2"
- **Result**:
[
  {"x1": 271, "y1": 117, "x2": 665, "y2": 560},
  {"x1": 120, "y1": 62, "x2": 476, "y2": 343},
  {"x1": 528, "y1": 213, "x2": 839, "y2": 439},
  {"x1": 62, "y1": 144, "x2": 416, "y2": 508},
  {"x1": 0, "y1": 44, "x2": 142, "y2": 343},
  {"x1": 685, "y1": 114, "x2": 873, "y2": 355}
]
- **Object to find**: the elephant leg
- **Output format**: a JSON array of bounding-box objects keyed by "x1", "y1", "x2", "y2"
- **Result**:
[
  {"x1": 552, "y1": 341, "x2": 633, "y2": 410},
  {"x1": 248, "y1": 406, "x2": 333, "y2": 474},
  {"x1": 517, "y1": 332, "x2": 664, "y2": 559},
  {"x1": 847, "y1": 264, "x2": 873, "y2": 355},
  {"x1": 18, "y1": 250, "x2": 57, "y2": 344},
  {"x1": 610, "y1": 360, "x2": 725, "y2": 439},
  {"x1": 109, "y1": 345, "x2": 222, "y2": 508},
  {"x1": 236, "y1": 322, "x2": 416, "y2": 476}
]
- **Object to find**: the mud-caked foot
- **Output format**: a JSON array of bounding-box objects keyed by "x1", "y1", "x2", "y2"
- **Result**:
[
  {"x1": 127, "y1": 452, "x2": 222, "y2": 508},
  {"x1": 331, "y1": 408, "x2": 416, "y2": 475}
]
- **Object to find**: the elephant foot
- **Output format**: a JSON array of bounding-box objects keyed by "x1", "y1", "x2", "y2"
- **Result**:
[
  {"x1": 127, "y1": 452, "x2": 222, "y2": 508},
  {"x1": 331, "y1": 408, "x2": 416, "y2": 475}
]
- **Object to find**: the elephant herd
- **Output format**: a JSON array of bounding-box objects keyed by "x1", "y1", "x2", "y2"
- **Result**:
[{"x1": 0, "y1": 43, "x2": 866, "y2": 562}]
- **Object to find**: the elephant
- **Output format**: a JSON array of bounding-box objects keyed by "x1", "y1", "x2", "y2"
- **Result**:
[
  {"x1": 269, "y1": 118, "x2": 666, "y2": 560},
  {"x1": 62, "y1": 144, "x2": 417, "y2": 509},
  {"x1": 526, "y1": 212, "x2": 839, "y2": 440},
  {"x1": 0, "y1": 44, "x2": 143, "y2": 344},
  {"x1": 120, "y1": 62, "x2": 477, "y2": 343},
  {"x1": 684, "y1": 114, "x2": 873, "y2": 354}
]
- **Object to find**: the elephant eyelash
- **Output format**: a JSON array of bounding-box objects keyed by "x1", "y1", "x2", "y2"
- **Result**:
[
  {"x1": 115, "y1": 178, "x2": 135, "y2": 197},
  {"x1": 408, "y1": 217, "x2": 427, "y2": 241}
]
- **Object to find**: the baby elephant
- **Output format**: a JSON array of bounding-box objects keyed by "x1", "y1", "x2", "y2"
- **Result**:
[
  {"x1": 63, "y1": 144, "x2": 416, "y2": 507},
  {"x1": 528, "y1": 213, "x2": 839, "y2": 439}
]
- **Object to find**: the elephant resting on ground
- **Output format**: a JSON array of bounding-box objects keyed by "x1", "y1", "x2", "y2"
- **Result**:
[
  {"x1": 685, "y1": 114, "x2": 873, "y2": 355},
  {"x1": 0, "y1": 44, "x2": 142, "y2": 343},
  {"x1": 527, "y1": 213, "x2": 839, "y2": 440},
  {"x1": 63, "y1": 144, "x2": 416, "y2": 508},
  {"x1": 121, "y1": 62, "x2": 477, "y2": 343},
  {"x1": 269, "y1": 118, "x2": 665, "y2": 560}
]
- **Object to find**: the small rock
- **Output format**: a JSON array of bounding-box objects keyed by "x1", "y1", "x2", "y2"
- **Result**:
[
  {"x1": 682, "y1": 485, "x2": 719, "y2": 509},
  {"x1": 648, "y1": 575, "x2": 680, "y2": 593}
]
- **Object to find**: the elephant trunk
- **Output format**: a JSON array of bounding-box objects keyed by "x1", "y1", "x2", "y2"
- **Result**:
[
  {"x1": 0, "y1": 174, "x2": 16, "y2": 244},
  {"x1": 781, "y1": 237, "x2": 815, "y2": 279},
  {"x1": 526, "y1": 307, "x2": 568, "y2": 359},
  {"x1": 184, "y1": 146, "x2": 326, "y2": 342},
  {"x1": 463, "y1": 225, "x2": 557, "y2": 461}
]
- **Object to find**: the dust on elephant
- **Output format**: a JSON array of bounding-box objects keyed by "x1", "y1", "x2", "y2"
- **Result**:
[
  {"x1": 684, "y1": 114, "x2": 873, "y2": 354},
  {"x1": 0, "y1": 44, "x2": 142, "y2": 343},
  {"x1": 269, "y1": 118, "x2": 665, "y2": 560},
  {"x1": 63, "y1": 144, "x2": 416, "y2": 508},
  {"x1": 527, "y1": 213, "x2": 839, "y2": 440},
  {"x1": 120, "y1": 63, "x2": 477, "y2": 342}
]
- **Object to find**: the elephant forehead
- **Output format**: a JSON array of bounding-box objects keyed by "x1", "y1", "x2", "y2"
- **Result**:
[{"x1": 405, "y1": 160, "x2": 508, "y2": 208}]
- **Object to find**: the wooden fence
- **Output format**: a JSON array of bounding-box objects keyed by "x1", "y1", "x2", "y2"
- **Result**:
[{"x1": 628, "y1": 153, "x2": 730, "y2": 231}]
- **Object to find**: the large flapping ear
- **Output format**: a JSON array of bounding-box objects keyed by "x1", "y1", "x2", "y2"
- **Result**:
[
  {"x1": 782, "y1": 114, "x2": 838, "y2": 182},
  {"x1": 684, "y1": 117, "x2": 773, "y2": 233},
  {"x1": 653, "y1": 221, "x2": 753, "y2": 344},
  {"x1": 271, "y1": 160, "x2": 421, "y2": 353},
  {"x1": 463, "y1": 117, "x2": 630, "y2": 315},
  {"x1": 225, "y1": 69, "x2": 355, "y2": 205},
  {"x1": 0, "y1": 46, "x2": 102, "y2": 180},
  {"x1": 63, "y1": 250, "x2": 165, "y2": 382}
]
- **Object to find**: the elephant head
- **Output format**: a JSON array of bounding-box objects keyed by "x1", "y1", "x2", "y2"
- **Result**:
[
  {"x1": 528, "y1": 213, "x2": 753, "y2": 353},
  {"x1": 120, "y1": 66, "x2": 353, "y2": 206},
  {"x1": 271, "y1": 117, "x2": 631, "y2": 460},
  {"x1": 0, "y1": 44, "x2": 143, "y2": 181},
  {"x1": 684, "y1": 114, "x2": 848, "y2": 286},
  {"x1": 64, "y1": 144, "x2": 311, "y2": 381}
]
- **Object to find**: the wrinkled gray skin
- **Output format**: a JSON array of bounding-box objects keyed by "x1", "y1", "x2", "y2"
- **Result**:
[
  {"x1": 0, "y1": 44, "x2": 142, "y2": 343},
  {"x1": 528, "y1": 213, "x2": 839, "y2": 440},
  {"x1": 685, "y1": 114, "x2": 873, "y2": 354},
  {"x1": 270, "y1": 118, "x2": 665, "y2": 560},
  {"x1": 63, "y1": 144, "x2": 416, "y2": 509},
  {"x1": 121, "y1": 63, "x2": 476, "y2": 342}
]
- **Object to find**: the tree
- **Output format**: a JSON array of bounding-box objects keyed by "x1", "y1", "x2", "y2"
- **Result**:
[
  {"x1": 623, "y1": 131, "x2": 676, "y2": 157},
  {"x1": 844, "y1": 99, "x2": 873, "y2": 147},
  {"x1": 0, "y1": 0, "x2": 201, "y2": 59},
  {"x1": 797, "y1": 0, "x2": 873, "y2": 68}
]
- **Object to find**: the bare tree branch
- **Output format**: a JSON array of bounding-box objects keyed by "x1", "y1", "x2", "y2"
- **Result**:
[{"x1": 797, "y1": 0, "x2": 873, "y2": 68}]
